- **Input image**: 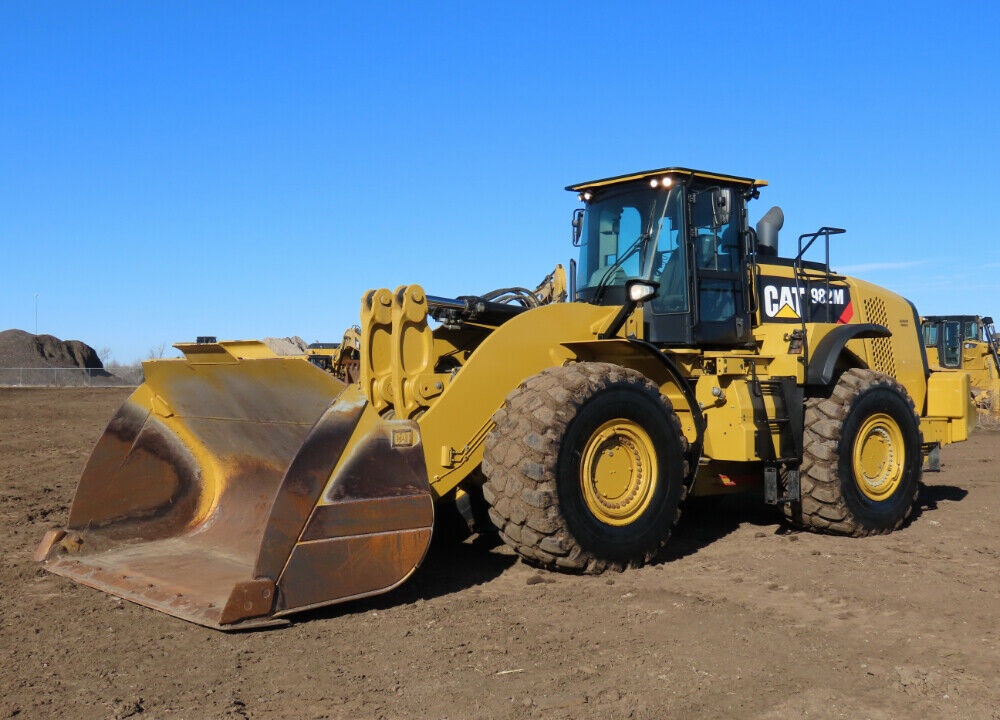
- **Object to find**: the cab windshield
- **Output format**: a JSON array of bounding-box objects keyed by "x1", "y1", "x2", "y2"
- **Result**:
[{"x1": 575, "y1": 184, "x2": 685, "y2": 307}]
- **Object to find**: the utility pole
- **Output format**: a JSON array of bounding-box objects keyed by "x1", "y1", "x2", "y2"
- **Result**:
[{"x1": 34, "y1": 293, "x2": 39, "y2": 334}]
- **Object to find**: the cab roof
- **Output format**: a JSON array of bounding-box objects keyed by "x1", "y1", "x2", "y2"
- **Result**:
[
  {"x1": 566, "y1": 167, "x2": 767, "y2": 192},
  {"x1": 921, "y1": 315, "x2": 983, "y2": 324}
]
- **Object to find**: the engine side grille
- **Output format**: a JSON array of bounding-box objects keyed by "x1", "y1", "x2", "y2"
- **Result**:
[{"x1": 864, "y1": 297, "x2": 896, "y2": 377}]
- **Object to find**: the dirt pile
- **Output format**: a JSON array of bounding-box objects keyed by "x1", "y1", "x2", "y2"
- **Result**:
[
  {"x1": 0, "y1": 329, "x2": 119, "y2": 385},
  {"x1": 262, "y1": 336, "x2": 308, "y2": 355},
  {"x1": 0, "y1": 329, "x2": 105, "y2": 369}
]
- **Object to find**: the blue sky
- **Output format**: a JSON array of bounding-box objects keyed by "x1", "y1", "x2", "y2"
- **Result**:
[{"x1": 2, "y1": 1, "x2": 998, "y2": 363}]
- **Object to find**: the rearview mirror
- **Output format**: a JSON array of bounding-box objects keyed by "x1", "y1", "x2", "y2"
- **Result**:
[
  {"x1": 712, "y1": 189, "x2": 731, "y2": 228},
  {"x1": 572, "y1": 208, "x2": 585, "y2": 246}
]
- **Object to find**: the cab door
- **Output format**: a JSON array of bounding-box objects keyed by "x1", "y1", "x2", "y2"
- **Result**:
[
  {"x1": 941, "y1": 320, "x2": 962, "y2": 368},
  {"x1": 688, "y1": 187, "x2": 752, "y2": 347}
]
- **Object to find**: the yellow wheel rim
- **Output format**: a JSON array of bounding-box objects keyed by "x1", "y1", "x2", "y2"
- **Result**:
[
  {"x1": 580, "y1": 419, "x2": 658, "y2": 526},
  {"x1": 852, "y1": 413, "x2": 905, "y2": 500}
]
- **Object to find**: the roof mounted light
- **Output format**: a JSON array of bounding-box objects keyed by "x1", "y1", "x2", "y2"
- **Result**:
[
  {"x1": 577, "y1": 191, "x2": 593, "y2": 202},
  {"x1": 650, "y1": 176, "x2": 673, "y2": 189}
]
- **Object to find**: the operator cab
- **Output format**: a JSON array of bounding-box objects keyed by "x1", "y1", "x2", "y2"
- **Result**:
[
  {"x1": 921, "y1": 315, "x2": 984, "y2": 369},
  {"x1": 569, "y1": 168, "x2": 764, "y2": 347}
]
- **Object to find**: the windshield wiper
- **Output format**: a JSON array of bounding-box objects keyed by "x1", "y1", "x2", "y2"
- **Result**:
[{"x1": 592, "y1": 233, "x2": 649, "y2": 303}]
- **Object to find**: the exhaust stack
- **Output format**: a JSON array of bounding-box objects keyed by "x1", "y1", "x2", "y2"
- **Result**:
[{"x1": 756, "y1": 206, "x2": 784, "y2": 256}]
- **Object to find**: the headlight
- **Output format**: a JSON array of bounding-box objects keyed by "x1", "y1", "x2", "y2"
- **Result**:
[{"x1": 627, "y1": 281, "x2": 658, "y2": 303}]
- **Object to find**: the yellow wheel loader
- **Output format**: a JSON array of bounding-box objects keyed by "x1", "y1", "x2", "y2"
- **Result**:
[
  {"x1": 921, "y1": 314, "x2": 1000, "y2": 417},
  {"x1": 37, "y1": 167, "x2": 974, "y2": 629},
  {"x1": 304, "y1": 327, "x2": 362, "y2": 383}
]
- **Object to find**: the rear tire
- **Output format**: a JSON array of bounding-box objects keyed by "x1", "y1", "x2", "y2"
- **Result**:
[
  {"x1": 786, "y1": 368, "x2": 922, "y2": 535},
  {"x1": 482, "y1": 363, "x2": 688, "y2": 573}
]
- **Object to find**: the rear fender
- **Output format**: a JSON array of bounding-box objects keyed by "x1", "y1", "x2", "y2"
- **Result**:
[{"x1": 806, "y1": 323, "x2": 890, "y2": 386}]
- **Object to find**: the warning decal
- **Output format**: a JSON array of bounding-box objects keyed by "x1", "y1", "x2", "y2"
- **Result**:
[{"x1": 758, "y1": 276, "x2": 852, "y2": 323}]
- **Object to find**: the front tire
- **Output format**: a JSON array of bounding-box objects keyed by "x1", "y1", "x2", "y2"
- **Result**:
[
  {"x1": 787, "y1": 368, "x2": 922, "y2": 535},
  {"x1": 481, "y1": 363, "x2": 688, "y2": 573}
]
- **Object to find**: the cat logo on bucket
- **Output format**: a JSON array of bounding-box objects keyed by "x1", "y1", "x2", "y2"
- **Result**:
[{"x1": 758, "y1": 276, "x2": 852, "y2": 323}]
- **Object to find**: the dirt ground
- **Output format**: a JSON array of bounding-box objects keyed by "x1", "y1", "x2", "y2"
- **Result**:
[{"x1": 2, "y1": 388, "x2": 998, "y2": 720}]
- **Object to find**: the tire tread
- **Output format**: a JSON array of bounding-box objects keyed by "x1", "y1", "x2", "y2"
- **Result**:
[
  {"x1": 785, "y1": 368, "x2": 922, "y2": 536},
  {"x1": 482, "y1": 362, "x2": 688, "y2": 573}
]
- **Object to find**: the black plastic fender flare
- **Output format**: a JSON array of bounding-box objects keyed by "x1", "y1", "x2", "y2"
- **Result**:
[{"x1": 806, "y1": 323, "x2": 891, "y2": 386}]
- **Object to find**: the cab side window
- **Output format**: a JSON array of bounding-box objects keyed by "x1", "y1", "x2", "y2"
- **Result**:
[
  {"x1": 942, "y1": 321, "x2": 961, "y2": 367},
  {"x1": 690, "y1": 190, "x2": 736, "y2": 324}
]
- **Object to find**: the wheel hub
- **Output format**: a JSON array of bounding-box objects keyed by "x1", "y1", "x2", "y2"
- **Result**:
[
  {"x1": 852, "y1": 413, "x2": 905, "y2": 500},
  {"x1": 580, "y1": 420, "x2": 658, "y2": 525}
]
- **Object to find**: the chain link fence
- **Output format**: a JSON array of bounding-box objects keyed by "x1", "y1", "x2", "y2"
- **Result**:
[{"x1": 0, "y1": 367, "x2": 143, "y2": 387}]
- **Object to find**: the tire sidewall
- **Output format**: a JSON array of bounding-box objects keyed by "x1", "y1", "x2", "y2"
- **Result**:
[
  {"x1": 836, "y1": 384, "x2": 921, "y2": 531},
  {"x1": 555, "y1": 384, "x2": 684, "y2": 562}
]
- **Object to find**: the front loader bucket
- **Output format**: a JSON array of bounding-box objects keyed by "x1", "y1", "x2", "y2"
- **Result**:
[{"x1": 36, "y1": 341, "x2": 434, "y2": 630}]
